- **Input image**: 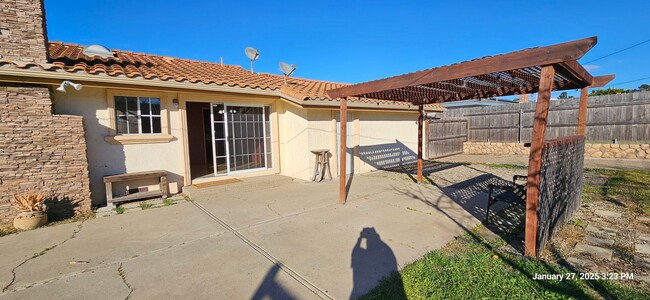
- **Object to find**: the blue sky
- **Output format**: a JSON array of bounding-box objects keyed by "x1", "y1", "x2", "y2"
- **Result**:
[{"x1": 44, "y1": 0, "x2": 650, "y2": 96}]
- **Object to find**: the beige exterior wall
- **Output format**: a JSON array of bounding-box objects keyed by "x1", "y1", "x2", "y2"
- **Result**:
[
  {"x1": 53, "y1": 86, "x2": 427, "y2": 204},
  {"x1": 277, "y1": 107, "x2": 422, "y2": 181},
  {"x1": 356, "y1": 111, "x2": 421, "y2": 173},
  {"x1": 53, "y1": 87, "x2": 185, "y2": 206},
  {"x1": 54, "y1": 87, "x2": 283, "y2": 206},
  {"x1": 276, "y1": 101, "x2": 310, "y2": 179}
]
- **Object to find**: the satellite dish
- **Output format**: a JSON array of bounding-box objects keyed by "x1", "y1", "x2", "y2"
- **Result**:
[
  {"x1": 279, "y1": 62, "x2": 297, "y2": 84},
  {"x1": 245, "y1": 47, "x2": 260, "y2": 73}
]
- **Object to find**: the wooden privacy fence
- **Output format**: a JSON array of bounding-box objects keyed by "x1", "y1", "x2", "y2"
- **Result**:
[
  {"x1": 535, "y1": 135, "x2": 586, "y2": 255},
  {"x1": 426, "y1": 119, "x2": 468, "y2": 158},
  {"x1": 442, "y1": 91, "x2": 650, "y2": 143}
]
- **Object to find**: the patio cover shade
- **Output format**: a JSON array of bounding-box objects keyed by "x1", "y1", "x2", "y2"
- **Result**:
[
  {"x1": 327, "y1": 37, "x2": 614, "y2": 257},
  {"x1": 327, "y1": 37, "x2": 613, "y2": 103}
]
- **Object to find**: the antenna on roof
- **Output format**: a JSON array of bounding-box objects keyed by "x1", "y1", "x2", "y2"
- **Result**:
[
  {"x1": 279, "y1": 62, "x2": 297, "y2": 84},
  {"x1": 245, "y1": 47, "x2": 260, "y2": 73}
]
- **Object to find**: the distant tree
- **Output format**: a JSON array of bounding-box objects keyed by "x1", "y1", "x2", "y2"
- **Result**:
[
  {"x1": 589, "y1": 88, "x2": 633, "y2": 96},
  {"x1": 640, "y1": 84, "x2": 650, "y2": 91},
  {"x1": 558, "y1": 92, "x2": 568, "y2": 99}
]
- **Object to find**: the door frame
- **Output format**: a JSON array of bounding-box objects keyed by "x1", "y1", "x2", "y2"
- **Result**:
[
  {"x1": 209, "y1": 102, "x2": 270, "y2": 176},
  {"x1": 179, "y1": 94, "x2": 280, "y2": 187}
]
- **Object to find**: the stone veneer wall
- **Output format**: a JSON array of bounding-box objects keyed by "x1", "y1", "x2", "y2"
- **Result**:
[
  {"x1": 0, "y1": 0, "x2": 49, "y2": 63},
  {"x1": 0, "y1": 83, "x2": 91, "y2": 225},
  {"x1": 463, "y1": 141, "x2": 650, "y2": 159}
]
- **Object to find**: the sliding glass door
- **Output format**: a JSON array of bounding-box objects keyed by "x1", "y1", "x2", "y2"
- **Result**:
[{"x1": 210, "y1": 104, "x2": 271, "y2": 175}]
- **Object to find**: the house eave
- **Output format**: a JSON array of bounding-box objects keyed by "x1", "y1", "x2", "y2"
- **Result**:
[
  {"x1": 0, "y1": 67, "x2": 281, "y2": 97},
  {"x1": 279, "y1": 93, "x2": 445, "y2": 113}
]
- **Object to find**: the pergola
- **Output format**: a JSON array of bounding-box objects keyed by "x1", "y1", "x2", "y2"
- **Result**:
[{"x1": 327, "y1": 37, "x2": 614, "y2": 256}]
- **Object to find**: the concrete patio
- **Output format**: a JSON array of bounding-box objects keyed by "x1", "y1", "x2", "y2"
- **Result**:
[{"x1": 0, "y1": 170, "x2": 489, "y2": 299}]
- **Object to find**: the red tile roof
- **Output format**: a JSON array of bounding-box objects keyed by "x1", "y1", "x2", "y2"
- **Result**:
[{"x1": 0, "y1": 42, "x2": 442, "y2": 109}]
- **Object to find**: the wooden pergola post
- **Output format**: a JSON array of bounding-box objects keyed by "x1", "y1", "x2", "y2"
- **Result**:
[
  {"x1": 339, "y1": 97, "x2": 348, "y2": 204},
  {"x1": 417, "y1": 104, "x2": 424, "y2": 184},
  {"x1": 525, "y1": 65, "x2": 555, "y2": 257},
  {"x1": 577, "y1": 87, "x2": 588, "y2": 135}
]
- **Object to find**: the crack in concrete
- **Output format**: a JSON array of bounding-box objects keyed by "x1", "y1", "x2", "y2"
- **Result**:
[
  {"x1": 192, "y1": 201, "x2": 334, "y2": 299},
  {"x1": 266, "y1": 202, "x2": 282, "y2": 217},
  {"x1": 2, "y1": 221, "x2": 85, "y2": 293},
  {"x1": 0, "y1": 231, "x2": 227, "y2": 295},
  {"x1": 117, "y1": 263, "x2": 134, "y2": 300}
]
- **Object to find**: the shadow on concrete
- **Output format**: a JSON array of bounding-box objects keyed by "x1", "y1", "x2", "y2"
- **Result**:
[
  {"x1": 350, "y1": 227, "x2": 405, "y2": 300},
  {"x1": 251, "y1": 263, "x2": 296, "y2": 300},
  {"x1": 384, "y1": 162, "x2": 527, "y2": 252},
  {"x1": 356, "y1": 140, "x2": 465, "y2": 183},
  {"x1": 425, "y1": 166, "x2": 526, "y2": 252}
]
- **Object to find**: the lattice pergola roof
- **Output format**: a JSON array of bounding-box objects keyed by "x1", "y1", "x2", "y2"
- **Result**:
[
  {"x1": 328, "y1": 37, "x2": 615, "y2": 258},
  {"x1": 327, "y1": 37, "x2": 613, "y2": 103}
]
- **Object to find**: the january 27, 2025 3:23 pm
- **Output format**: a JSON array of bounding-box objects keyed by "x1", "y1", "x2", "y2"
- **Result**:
[{"x1": 533, "y1": 272, "x2": 634, "y2": 281}]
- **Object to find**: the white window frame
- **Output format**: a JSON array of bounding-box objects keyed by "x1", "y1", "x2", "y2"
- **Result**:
[
  {"x1": 114, "y1": 96, "x2": 162, "y2": 134},
  {"x1": 105, "y1": 89, "x2": 172, "y2": 145}
]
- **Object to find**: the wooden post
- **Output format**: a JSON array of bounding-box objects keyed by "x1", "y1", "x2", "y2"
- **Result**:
[
  {"x1": 339, "y1": 97, "x2": 347, "y2": 204},
  {"x1": 525, "y1": 65, "x2": 555, "y2": 257},
  {"x1": 417, "y1": 104, "x2": 424, "y2": 184},
  {"x1": 577, "y1": 87, "x2": 588, "y2": 136}
]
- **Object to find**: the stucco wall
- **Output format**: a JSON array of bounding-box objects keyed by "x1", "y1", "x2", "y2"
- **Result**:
[
  {"x1": 278, "y1": 107, "x2": 422, "y2": 181},
  {"x1": 357, "y1": 111, "x2": 420, "y2": 173},
  {"x1": 53, "y1": 87, "x2": 185, "y2": 206},
  {"x1": 277, "y1": 102, "x2": 311, "y2": 180}
]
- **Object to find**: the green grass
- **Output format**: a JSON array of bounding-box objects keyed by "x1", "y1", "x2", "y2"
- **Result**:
[
  {"x1": 362, "y1": 228, "x2": 648, "y2": 299},
  {"x1": 583, "y1": 169, "x2": 650, "y2": 214},
  {"x1": 115, "y1": 206, "x2": 125, "y2": 214},
  {"x1": 600, "y1": 170, "x2": 650, "y2": 214},
  {"x1": 163, "y1": 199, "x2": 175, "y2": 206},
  {"x1": 139, "y1": 202, "x2": 154, "y2": 210}
]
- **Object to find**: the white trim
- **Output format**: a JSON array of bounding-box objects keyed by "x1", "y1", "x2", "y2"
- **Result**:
[
  {"x1": 210, "y1": 103, "x2": 218, "y2": 176},
  {"x1": 224, "y1": 104, "x2": 231, "y2": 173},
  {"x1": 262, "y1": 106, "x2": 268, "y2": 168}
]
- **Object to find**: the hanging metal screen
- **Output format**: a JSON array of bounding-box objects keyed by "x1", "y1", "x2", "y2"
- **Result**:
[{"x1": 536, "y1": 135, "x2": 586, "y2": 256}]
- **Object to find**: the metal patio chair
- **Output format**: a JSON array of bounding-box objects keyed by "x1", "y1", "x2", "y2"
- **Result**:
[{"x1": 484, "y1": 175, "x2": 527, "y2": 225}]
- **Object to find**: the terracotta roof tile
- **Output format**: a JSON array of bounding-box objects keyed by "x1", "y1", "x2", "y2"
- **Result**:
[{"x1": 0, "y1": 42, "x2": 442, "y2": 109}]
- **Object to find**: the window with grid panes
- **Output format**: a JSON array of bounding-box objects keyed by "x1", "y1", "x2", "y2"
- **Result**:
[{"x1": 114, "y1": 96, "x2": 162, "y2": 134}]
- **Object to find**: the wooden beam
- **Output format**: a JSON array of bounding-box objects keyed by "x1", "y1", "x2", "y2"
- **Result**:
[
  {"x1": 578, "y1": 87, "x2": 588, "y2": 135},
  {"x1": 327, "y1": 37, "x2": 597, "y2": 98},
  {"x1": 590, "y1": 74, "x2": 615, "y2": 88},
  {"x1": 417, "y1": 104, "x2": 424, "y2": 184},
  {"x1": 557, "y1": 60, "x2": 593, "y2": 86},
  {"x1": 339, "y1": 97, "x2": 348, "y2": 204},
  {"x1": 525, "y1": 65, "x2": 555, "y2": 257}
]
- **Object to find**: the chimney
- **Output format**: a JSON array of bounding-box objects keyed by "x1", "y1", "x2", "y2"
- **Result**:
[{"x1": 0, "y1": 0, "x2": 49, "y2": 63}]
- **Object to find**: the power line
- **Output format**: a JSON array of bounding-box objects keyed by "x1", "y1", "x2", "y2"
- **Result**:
[
  {"x1": 605, "y1": 76, "x2": 650, "y2": 87},
  {"x1": 583, "y1": 38, "x2": 650, "y2": 64}
]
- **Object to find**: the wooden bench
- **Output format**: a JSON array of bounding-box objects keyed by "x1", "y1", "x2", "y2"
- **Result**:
[{"x1": 104, "y1": 170, "x2": 168, "y2": 206}]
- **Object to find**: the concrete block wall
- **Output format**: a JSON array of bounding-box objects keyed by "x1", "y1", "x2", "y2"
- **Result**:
[
  {"x1": 0, "y1": 83, "x2": 91, "y2": 225},
  {"x1": 463, "y1": 141, "x2": 650, "y2": 159}
]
